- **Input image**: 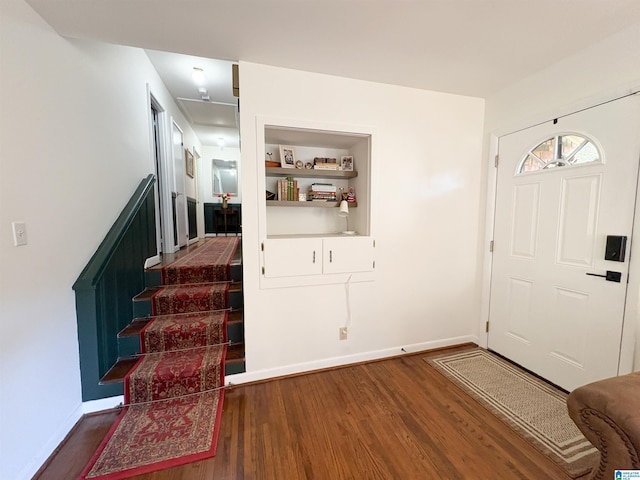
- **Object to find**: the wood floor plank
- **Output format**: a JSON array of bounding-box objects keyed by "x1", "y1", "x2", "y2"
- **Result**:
[
  {"x1": 36, "y1": 346, "x2": 590, "y2": 479},
  {"x1": 33, "y1": 409, "x2": 122, "y2": 480}
]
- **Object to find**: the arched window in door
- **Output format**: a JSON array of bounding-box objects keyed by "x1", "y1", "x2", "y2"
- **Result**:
[{"x1": 517, "y1": 134, "x2": 601, "y2": 174}]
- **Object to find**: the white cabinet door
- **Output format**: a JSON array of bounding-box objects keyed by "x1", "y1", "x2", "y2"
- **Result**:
[
  {"x1": 263, "y1": 238, "x2": 323, "y2": 278},
  {"x1": 323, "y1": 237, "x2": 374, "y2": 274}
]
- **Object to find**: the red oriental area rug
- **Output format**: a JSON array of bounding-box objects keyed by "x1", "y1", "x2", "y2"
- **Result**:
[
  {"x1": 125, "y1": 345, "x2": 225, "y2": 404},
  {"x1": 152, "y1": 283, "x2": 229, "y2": 315},
  {"x1": 161, "y1": 237, "x2": 239, "y2": 285},
  {"x1": 78, "y1": 390, "x2": 224, "y2": 480},
  {"x1": 140, "y1": 311, "x2": 227, "y2": 353}
]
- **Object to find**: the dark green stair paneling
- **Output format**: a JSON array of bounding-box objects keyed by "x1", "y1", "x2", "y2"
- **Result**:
[
  {"x1": 226, "y1": 361, "x2": 246, "y2": 375},
  {"x1": 73, "y1": 175, "x2": 157, "y2": 401}
]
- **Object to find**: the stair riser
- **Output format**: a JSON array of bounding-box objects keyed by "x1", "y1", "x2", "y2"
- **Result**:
[
  {"x1": 227, "y1": 321, "x2": 244, "y2": 344},
  {"x1": 118, "y1": 335, "x2": 141, "y2": 358},
  {"x1": 230, "y1": 264, "x2": 242, "y2": 282},
  {"x1": 225, "y1": 361, "x2": 246, "y2": 376}
]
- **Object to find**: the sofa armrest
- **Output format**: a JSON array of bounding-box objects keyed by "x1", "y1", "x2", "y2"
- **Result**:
[{"x1": 567, "y1": 372, "x2": 640, "y2": 480}]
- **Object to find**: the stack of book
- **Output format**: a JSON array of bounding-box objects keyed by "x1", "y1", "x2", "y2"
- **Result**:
[
  {"x1": 313, "y1": 157, "x2": 340, "y2": 171},
  {"x1": 277, "y1": 177, "x2": 299, "y2": 201},
  {"x1": 309, "y1": 183, "x2": 337, "y2": 201}
]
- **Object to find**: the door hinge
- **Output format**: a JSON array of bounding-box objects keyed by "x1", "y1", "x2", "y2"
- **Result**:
[
  {"x1": 489, "y1": 240, "x2": 494, "y2": 252},
  {"x1": 494, "y1": 155, "x2": 499, "y2": 168},
  {"x1": 373, "y1": 260, "x2": 376, "y2": 269},
  {"x1": 261, "y1": 242, "x2": 264, "y2": 252},
  {"x1": 261, "y1": 266, "x2": 265, "y2": 275},
  {"x1": 485, "y1": 321, "x2": 490, "y2": 333}
]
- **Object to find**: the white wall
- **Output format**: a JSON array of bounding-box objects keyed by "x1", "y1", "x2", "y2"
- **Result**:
[
  {"x1": 485, "y1": 23, "x2": 640, "y2": 134},
  {"x1": 481, "y1": 23, "x2": 640, "y2": 370},
  {"x1": 236, "y1": 62, "x2": 486, "y2": 381},
  {"x1": 0, "y1": 1, "x2": 199, "y2": 478}
]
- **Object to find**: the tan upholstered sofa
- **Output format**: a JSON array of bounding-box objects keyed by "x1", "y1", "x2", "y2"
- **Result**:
[{"x1": 567, "y1": 372, "x2": 640, "y2": 480}]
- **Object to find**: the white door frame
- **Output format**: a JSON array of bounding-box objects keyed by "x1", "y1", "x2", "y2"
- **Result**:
[
  {"x1": 171, "y1": 119, "x2": 189, "y2": 250},
  {"x1": 190, "y1": 146, "x2": 201, "y2": 245},
  {"x1": 480, "y1": 89, "x2": 640, "y2": 376},
  {"x1": 145, "y1": 86, "x2": 175, "y2": 262}
]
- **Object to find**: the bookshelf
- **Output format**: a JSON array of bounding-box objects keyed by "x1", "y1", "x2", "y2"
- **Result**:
[
  {"x1": 265, "y1": 167, "x2": 358, "y2": 179},
  {"x1": 266, "y1": 200, "x2": 357, "y2": 208},
  {"x1": 258, "y1": 118, "x2": 374, "y2": 286},
  {"x1": 263, "y1": 126, "x2": 369, "y2": 230}
]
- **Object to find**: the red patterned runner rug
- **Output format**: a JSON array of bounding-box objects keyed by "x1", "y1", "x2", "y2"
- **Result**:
[
  {"x1": 78, "y1": 390, "x2": 224, "y2": 480},
  {"x1": 124, "y1": 345, "x2": 225, "y2": 404},
  {"x1": 140, "y1": 310, "x2": 227, "y2": 353},
  {"x1": 161, "y1": 237, "x2": 239, "y2": 285},
  {"x1": 152, "y1": 283, "x2": 229, "y2": 315}
]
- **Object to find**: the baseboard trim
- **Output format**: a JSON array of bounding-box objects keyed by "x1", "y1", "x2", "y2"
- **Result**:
[{"x1": 226, "y1": 335, "x2": 476, "y2": 385}]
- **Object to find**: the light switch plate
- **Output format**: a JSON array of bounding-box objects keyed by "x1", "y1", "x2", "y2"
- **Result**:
[{"x1": 12, "y1": 221, "x2": 27, "y2": 246}]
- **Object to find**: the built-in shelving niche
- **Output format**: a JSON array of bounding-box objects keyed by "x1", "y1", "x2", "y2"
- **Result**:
[{"x1": 257, "y1": 118, "x2": 375, "y2": 288}]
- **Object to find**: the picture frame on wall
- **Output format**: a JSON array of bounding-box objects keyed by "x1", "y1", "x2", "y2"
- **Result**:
[
  {"x1": 185, "y1": 148, "x2": 194, "y2": 178},
  {"x1": 279, "y1": 145, "x2": 296, "y2": 168},
  {"x1": 341, "y1": 155, "x2": 354, "y2": 171}
]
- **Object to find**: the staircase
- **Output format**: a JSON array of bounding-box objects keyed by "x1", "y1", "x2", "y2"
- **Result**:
[{"x1": 99, "y1": 240, "x2": 245, "y2": 387}]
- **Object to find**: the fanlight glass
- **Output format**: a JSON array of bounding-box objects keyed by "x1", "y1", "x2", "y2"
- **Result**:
[{"x1": 516, "y1": 134, "x2": 601, "y2": 174}]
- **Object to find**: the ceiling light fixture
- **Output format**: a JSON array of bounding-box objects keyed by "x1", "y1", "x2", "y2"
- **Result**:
[
  {"x1": 192, "y1": 67, "x2": 205, "y2": 84},
  {"x1": 197, "y1": 87, "x2": 210, "y2": 101}
]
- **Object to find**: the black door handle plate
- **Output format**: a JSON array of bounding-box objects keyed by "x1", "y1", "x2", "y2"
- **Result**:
[{"x1": 586, "y1": 271, "x2": 622, "y2": 283}]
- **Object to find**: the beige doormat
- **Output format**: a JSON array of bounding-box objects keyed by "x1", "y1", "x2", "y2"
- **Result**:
[{"x1": 427, "y1": 348, "x2": 597, "y2": 478}]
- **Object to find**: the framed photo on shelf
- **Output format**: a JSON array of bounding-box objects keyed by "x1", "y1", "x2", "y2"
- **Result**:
[
  {"x1": 279, "y1": 145, "x2": 296, "y2": 168},
  {"x1": 341, "y1": 155, "x2": 354, "y2": 171},
  {"x1": 185, "y1": 148, "x2": 194, "y2": 178}
]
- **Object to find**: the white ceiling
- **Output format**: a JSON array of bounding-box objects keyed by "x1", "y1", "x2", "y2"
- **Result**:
[
  {"x1": 144, "y1": 50, "x2": 240, "y2": 148},
  {"x1": 25, "y1": 0, "x2": 640, "y2": 145}
]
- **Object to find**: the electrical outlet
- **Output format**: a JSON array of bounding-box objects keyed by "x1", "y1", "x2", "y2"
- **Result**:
[{"x1": 339, "y1": 327, "x2": 348, "y2": 340}]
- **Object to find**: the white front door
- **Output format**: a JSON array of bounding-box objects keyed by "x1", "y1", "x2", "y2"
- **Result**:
[
  {"x1": 172, "y1": 120, "x2": 188, "y2": 249},
  {"x1": 489, "y1": 95, "x2": 640, "y2": 391}
]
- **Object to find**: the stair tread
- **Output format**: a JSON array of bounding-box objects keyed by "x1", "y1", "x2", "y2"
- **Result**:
[
  {"x1": 100, "y1": 343, "x2": 245, "y2": 385},
  {"x1": 118, "y1": 309, "x2": 243, "y2": 338},
  {"x1": 118, "y1": 318, "x2": 150, "y2": 337},
  {"x1": 226, "y1": 343, "x2": 245, "y2": 361},
  {"x1": 146, "y1": 240, "x2": 242, "y2": 271},
  {"x1": 100, "y1": 357, "x2": 139, "y2": 384},
  {"x1": 133, "y1": 282, "x2": 242, "y2": 302}
]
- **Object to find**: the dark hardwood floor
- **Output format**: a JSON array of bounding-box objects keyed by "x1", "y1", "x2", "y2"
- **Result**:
[{"x1": 35, "y1": 345, "x2": 589, "y2": 479}]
